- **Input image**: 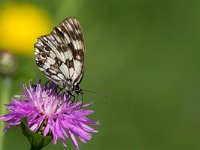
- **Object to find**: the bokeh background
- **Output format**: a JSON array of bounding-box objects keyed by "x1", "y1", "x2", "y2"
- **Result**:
[{"x1": 0, "y1": 0, "x2": 200, "y2": 150}]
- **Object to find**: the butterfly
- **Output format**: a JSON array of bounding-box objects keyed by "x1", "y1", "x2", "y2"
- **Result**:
[{"x1": 34, "y1": 17, "x2": 85, "y2": 97}]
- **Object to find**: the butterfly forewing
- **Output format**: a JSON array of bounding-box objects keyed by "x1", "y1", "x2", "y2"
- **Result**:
[{"x1": 34, "y1": 17, "x2": 85, "y2": 93}]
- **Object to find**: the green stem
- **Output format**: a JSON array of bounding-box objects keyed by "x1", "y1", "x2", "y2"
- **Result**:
[
  {"x1": 31, "y1": 146, "x2": 42, "y2": 150},
  {"x1": 0, "y1": 76, "x2": 12, "y2": 150}
]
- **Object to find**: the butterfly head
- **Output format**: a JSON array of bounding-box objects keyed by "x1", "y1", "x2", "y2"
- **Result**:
[
  {"x1": 74, "y1": 85, "x2": 83, "y2": 95},
  {"x1": 64, "y1": 82, "x2": 82, "y2": 96}
]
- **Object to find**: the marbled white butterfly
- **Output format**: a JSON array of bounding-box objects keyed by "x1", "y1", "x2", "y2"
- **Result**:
[{"x1": 34, "y1": 17, "x2": 85, "y2": 97}]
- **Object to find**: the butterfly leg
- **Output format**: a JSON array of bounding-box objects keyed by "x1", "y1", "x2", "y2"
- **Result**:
[
  {"x1": 68, "y1": 92, "x2": 75, "y2": 103},
  {"x1": 57, "y1": 87, "x2": 64, "y2": 94},
  {"x1": 75, "y1": 94, "x2": 79, "y2": 103},
  {"x1": 79, "y1": 93, "x2": 84, "y2": 108}
]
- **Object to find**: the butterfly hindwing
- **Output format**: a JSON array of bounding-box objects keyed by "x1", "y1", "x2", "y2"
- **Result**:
[{"x1": 34, "y1": 17, "x2": 85, "y2": 92}]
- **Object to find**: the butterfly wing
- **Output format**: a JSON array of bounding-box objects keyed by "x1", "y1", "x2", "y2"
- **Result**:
[{"x1": 34, "y1": 17, "x2": 85, "y2": 89}]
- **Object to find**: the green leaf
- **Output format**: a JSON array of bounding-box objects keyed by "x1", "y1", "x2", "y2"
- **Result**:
[{"x1": 20, "y1": 117, "x2": 52, "y2": 150}]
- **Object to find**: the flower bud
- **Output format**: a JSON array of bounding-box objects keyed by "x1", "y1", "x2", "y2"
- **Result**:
[{"x1": 0, "y1": 50, "x2": 16, "y2": 76}]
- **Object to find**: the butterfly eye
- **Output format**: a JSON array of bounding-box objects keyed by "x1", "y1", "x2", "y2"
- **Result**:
[
  {"x1": 37, "y1": 60, "x2": 44, "y2": 67},
  {"x1": 40, "y1": 53, "x2": 47, "y2": 59}
]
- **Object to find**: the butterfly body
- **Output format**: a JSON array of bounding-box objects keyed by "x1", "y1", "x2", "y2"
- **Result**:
[{"x1": 34, "y1": 17, "x2": 85, "y2": 96}]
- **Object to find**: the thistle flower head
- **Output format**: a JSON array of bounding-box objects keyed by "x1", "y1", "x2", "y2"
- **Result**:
[{"x1": 0, "y1": 82, "x2": 99, "y2": 149}]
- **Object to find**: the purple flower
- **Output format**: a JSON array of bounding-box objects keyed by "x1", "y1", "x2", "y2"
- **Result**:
[{"x1": 0, "y1": 82, "x2": 100, "y2": 149}]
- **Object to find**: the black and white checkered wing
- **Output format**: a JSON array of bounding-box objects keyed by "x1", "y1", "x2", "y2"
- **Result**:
[{"x1": 34, "y1": 17, "x2": 85, "y2": 91}]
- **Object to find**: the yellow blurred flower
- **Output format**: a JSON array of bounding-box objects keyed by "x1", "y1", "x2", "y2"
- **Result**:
[{"x1": 0, "y1": 3, "x2": 52, "y2": 55}]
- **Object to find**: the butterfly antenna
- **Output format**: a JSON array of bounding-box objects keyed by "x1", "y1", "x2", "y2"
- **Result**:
[{"x1": 82, "y1": 89, "x2": 108, "y2": 97}]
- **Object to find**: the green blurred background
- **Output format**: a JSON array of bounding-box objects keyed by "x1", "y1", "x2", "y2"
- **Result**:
[{"x1": 1, "y1": 0, "x2": 200, "y2": 149}]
